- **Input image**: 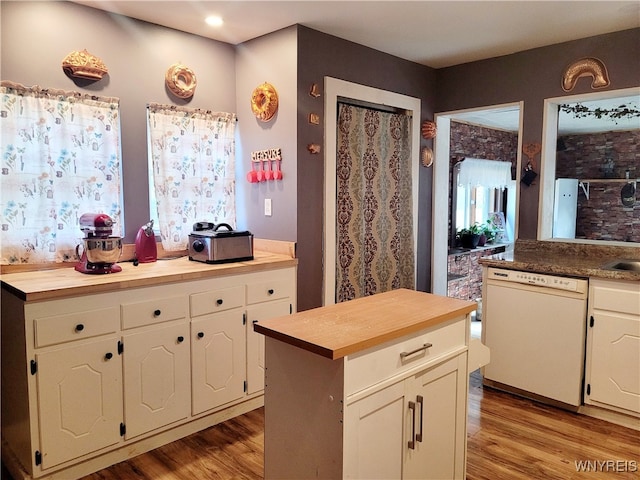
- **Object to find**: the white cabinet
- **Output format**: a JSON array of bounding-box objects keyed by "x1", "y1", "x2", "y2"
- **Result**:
[
  {"x1": 191, "y1": 310, "x2": 246, "y2": 415},
  {"x1": 344, "y1": 353, "x2": 468, "y2": 480},
  {"x1": 36, "y1": 336, "x2": 122, "y2": 469},
  {"x1": 1, "y1": 262, "x2": 296, "y2": 479},
  {"x1": 263, "y1": 314, "x2": 469, "y2": 480},
  {"x1": 584, "y1": 278, "x2": 640, "y2": 416}
]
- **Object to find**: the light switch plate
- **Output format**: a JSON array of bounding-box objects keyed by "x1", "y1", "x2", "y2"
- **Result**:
[{"x1": 264, "y1": 198, "x2": 272, "y2": 216}]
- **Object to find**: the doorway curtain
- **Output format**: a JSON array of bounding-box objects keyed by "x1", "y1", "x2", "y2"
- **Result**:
[{"x1": 335, "y1": 102, "x2": 415, "y2": 302}]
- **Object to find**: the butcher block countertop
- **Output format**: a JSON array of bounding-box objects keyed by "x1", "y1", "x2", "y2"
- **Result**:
[
  {"x1": 254, "y1": 288, "x2": 476, "y2": 360},
  {"x1": 1, "y1": 249, "x2": 297, "y2": 302}
]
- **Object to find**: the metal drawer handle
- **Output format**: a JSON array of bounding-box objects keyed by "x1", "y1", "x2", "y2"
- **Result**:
[
  {"x1": 416, "y1": 395, "x2": 424, "y2": 442},
  {"x1": 408, "y1": 401, "x2": 416, "y2": 449},
  {"x1": 400, "y1": 343, "x2": 432, "y2": 360}
]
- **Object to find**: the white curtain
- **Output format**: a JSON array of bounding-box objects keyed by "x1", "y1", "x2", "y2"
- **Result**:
[
  {"x1": 0, "y1": 82, "x2": 123, "y2": 265},
  {"x1": 458, "y1": 158, "x2": 512, "y2": 188},
  {"x1": 147, "y1": 103, "x2": 236, "y2": 251}
]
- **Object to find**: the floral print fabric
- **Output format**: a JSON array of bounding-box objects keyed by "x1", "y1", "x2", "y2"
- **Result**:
[
  {"x1": 1, "y1": 82, "x2": 122, "y2": 264},
  {"x1": 147, "y1": 103, "x2": 236, "y2": 251}
]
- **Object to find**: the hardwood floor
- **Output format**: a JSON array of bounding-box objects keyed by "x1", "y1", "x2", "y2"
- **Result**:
[{"x1": 4, "y1": 372, "x2": 638, "y2": 479}]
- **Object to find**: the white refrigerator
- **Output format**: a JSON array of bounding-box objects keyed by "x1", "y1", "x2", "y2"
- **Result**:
[{"x1": 553, "y1": 178, "x2": 578, "y2": 238}]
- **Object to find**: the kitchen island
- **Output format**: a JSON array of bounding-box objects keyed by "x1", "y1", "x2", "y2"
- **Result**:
[
  {"x1": 254, "y1": 288, "x2": 477, "y2": 480},
  {"x1": 1, "y1": 244, "x2": 297, "y2": 480}
]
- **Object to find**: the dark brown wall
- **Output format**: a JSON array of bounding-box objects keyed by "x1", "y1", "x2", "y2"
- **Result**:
[
  {"x1": 436, "y1": 28, "x2": 640, "y2": 239},
  {"x1": 296, "y1": 26, "x2": 436, "y2": 311}
]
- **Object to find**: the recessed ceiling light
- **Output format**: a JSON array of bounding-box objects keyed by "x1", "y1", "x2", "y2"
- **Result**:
[{"x1": 205, "y1": 15, "x2": 223, "y2": 27}]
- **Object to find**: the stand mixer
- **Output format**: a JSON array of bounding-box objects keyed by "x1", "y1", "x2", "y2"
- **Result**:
[{"x1": 75, "y1": 213, "x2": 123, "y2": 274}]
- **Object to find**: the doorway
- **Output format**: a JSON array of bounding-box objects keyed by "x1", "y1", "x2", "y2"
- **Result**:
[
  {"x1": 324, "y1": 78, "x2": 420, "y2": 306},
  {"x1": 432, "y1": 103, "x2": 524, "y2": 296}
]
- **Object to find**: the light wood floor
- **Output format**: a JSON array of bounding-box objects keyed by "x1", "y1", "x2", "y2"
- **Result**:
[{"x1": 4, "y1": 372, "x2": 639, "y2": 480}]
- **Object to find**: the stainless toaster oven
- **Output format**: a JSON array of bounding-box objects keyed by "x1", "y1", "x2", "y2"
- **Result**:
[{"x1": 188, "y1": 222, "x2": 254, "y2": 264}]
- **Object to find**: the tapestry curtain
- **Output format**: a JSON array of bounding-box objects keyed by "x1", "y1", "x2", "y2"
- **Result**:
[
  {"x1": 336, "y1": 103, "x2": 415, "y2": 302},
  {"x1": 147, "y1": 103, "x2": 236, "y2": 251},
  {"x1": 0, "y1": 82, "x2": 123, "y2": 265}
]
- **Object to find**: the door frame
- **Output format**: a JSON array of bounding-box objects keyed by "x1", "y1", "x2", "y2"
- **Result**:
[
  {"x1": 323, "y1": 77, "x2": 421, "y2": 306},
  {"x1": 432, "y1": 103, "x2": 523, "y2": 295}
]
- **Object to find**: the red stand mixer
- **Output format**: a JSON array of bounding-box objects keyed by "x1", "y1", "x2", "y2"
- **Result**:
[{"x1": 75, "y1": 213, "x2": 123, "y2": 274}]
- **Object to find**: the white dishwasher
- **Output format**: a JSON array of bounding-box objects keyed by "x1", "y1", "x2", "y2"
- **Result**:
[{"x1": 483, "y1": 267, "x2": 588, "y2": 407}]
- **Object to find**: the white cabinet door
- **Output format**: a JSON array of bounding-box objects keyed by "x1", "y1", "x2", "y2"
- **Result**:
[
  {"x1": 123, "y1": 322, "x2": 191, "y2": 438},
  {"x1": 344, "y1": 381, "x2": 405, "y2": 480},
  {"x1": 404, "y1": 354, "x2": 467, "y2": 480},
  {"x1": 191, "y1": 309, "x2": 246, "y2": 415},
  {"x1": 587, "y1": 311, "x2": 640, "y2": 414},
  {"x1": 246, "y1": 300, "x2": 291, "y2": 395},
  {"x1": 37, "y1": 337, "x2": 122, "y2": 469}
]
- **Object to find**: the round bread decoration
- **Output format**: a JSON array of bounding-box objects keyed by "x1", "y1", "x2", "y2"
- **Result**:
[
  {"x1": 165, "y1": 63, "x2": 197, "y2": 99},
  {"x1": 251, "y1": 82, "x2": 278, "y2": 122}
]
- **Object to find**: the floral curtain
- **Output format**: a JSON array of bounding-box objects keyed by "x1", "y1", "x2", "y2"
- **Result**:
[
  {"x1": 336, "y1": 103, "x2": 415, "y2": 302},
  {"x1": 147, "y1": 103, "x2": 236, "y2": 251},
  {"x1": 0, "y1": 82, "x2": 122, "y2": 265}
]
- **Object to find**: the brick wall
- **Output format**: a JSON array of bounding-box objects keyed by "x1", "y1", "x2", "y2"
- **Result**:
[
  {"x1": 447, "y1": 246, "x2": 505, "y2": 301},
  {"x1": 556, "y1": 130, "x2": 639, "y2": 242}
]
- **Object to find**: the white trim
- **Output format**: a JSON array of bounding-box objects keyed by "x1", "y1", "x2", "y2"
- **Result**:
[
  {"x1": 539, "y1": 86, "x2": 640, "y2": 242},
  {"x1": 323, "y1": 77, "x2": 421, "y2": 306},
  {"x1": 433, "y1": 102, "x2": 523, "y2": 296}
]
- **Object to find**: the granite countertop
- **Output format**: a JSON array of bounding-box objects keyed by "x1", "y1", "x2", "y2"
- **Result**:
[{"x1": 478, "y1": 240, "x2": 640, "y2": 281}]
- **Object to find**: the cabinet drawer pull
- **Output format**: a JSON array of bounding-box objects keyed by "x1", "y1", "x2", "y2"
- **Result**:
[
  {"x1": 216, "y1": 299, "x2": 223, "y2": 305},
  {"x1": 408, "y1": 400, "x2": 416, "y2": 449},
  {"x1": 177, "y1": 336, "x2": 184, "y2": 343},
  {"x1": 416, "y1": 395, "x2": 424, "y2": 442},
  {"x1": 153, "y1": 309, "x2": 161, "y2": 317},
  {"x1": 400, "y1": 343, "x2": 433, "y2": 360},
  {"x1": 197, "y1": 332, "x2": 204, "y2": 339},
  {"x1": 75, "y1": 324, "x2": 84, "y2": 332},
  {"x1": 268, "y1": 289, "x2": 274, "y2": 295},
  {"x1": 105, "y1": 352, "x2": 113, "y2": 360}
]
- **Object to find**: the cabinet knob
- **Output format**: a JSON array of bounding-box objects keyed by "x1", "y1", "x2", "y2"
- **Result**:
[
  {"x1": 154, "y1": 309, "x2": 161, "y2": 317},
  {"x1": 268, "y1": 289, "x2": 274, "y2": 295},
  {"x1": 216, "y1": 299, "x2": 223, "y2": 305},
  {"x1": 177, "y1": 336, "x2": 184, "y2": 343},
  {"x1": 75, "y1": 324, "x2": 84, "y2": 332},
  {"x1": 197, "y1": 332, "x2": 205, "y2": 339},
  {"x1": 105, "y1": 352, "x2": 113, "y2": 360}
]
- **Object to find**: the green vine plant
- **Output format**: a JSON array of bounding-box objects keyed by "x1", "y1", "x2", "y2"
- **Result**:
[{"x1": 559, "y1": 102, "x2": 640, "y2": 123}]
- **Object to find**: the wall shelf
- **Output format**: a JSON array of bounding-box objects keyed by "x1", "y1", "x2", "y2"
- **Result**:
[{"x1": 578, "y1": 178, "x2": 638, "y2": 200}]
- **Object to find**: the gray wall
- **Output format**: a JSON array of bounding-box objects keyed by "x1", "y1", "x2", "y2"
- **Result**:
[
  {"x1": 1, "y1": 1, "x2": 236, "y2": 242},
  {"x1": 435, "y1": 28, "x2": 640, "y2": 239},
  {"x1": 296, "y1": 26, "x2": 436, "y2": 311}
]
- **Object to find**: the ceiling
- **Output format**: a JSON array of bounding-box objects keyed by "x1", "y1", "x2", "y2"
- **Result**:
[{"x1": 73, "y1": 0, "x2": 639, "y2": 133}]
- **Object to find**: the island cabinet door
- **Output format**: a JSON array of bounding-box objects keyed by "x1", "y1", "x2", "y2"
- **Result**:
[
  {"x1": 36, "y1": 337, "x2": 123, "y2": 470},
  {"x1": 343, "y1": 381, "x2": 406, "y2": 479},
  {"x1": 403, "y1": 353, "x2": 468, "y2": 480},
  {"x1": 191, "y1": 309, "x2": 246, "y2": 415},
  {"x1": 122, "y1": 322, "x2": 191, "y2": 439}
]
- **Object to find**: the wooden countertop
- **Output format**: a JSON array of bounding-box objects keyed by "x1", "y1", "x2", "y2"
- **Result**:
[
  {"x1": 1, "y1": 251, "x2": 297, "y2": 302},
  {"x1": 254, "y1": 288, "x2": 476, "y2": 360}
]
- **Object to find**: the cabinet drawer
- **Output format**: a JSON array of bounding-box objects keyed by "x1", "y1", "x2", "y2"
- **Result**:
[
  {"x1": 591, "y1": 279, "x2": 640, "y2": 316},
  {"x1": 34, "y1": 307, "x2": 120, "y2": 348},
  {"x1": 190, "y1": 285, "x2": 245, "y2": 318},
  {"x1": 121, "y1": 296, "x2": 187, "y2": 329},
  {"x1": 344, "y1": 317, "x2": 466, "y2": 396},
  {"x1": 247, "y1": 275, "x2": 293, "y2": 305}
]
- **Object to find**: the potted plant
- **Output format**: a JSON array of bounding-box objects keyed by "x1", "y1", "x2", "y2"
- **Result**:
[
  {"x1": 479, "y1": 219, "x2": 498, "y2": 246},
  {"x1": 457, "y1": 223, "x2": 483, "y2": 248}
]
